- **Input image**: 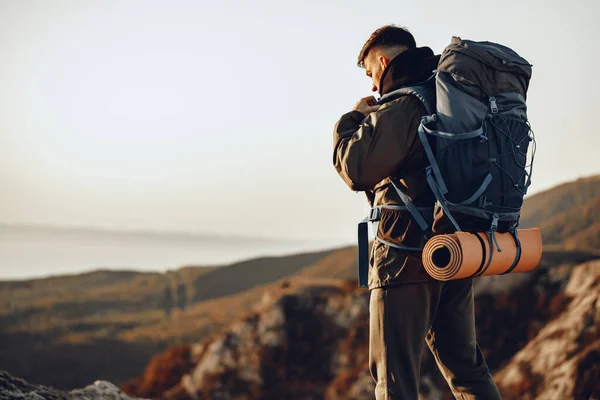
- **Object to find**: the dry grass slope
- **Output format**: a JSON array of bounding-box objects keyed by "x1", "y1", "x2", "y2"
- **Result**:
[
  {"x1": 520, "y1": 175, "x2": 600, "y2": 227},
  {"x1": 0, "y1": 249, "x2": 337, "y2": 389},
  {"x1": 521, "y1": 175, "x2": 600, "y2": 250}
]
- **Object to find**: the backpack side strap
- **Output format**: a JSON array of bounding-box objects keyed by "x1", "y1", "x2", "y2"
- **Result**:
[{"x1": 357, "y1": 204, "x2": 433, "y2": 287}]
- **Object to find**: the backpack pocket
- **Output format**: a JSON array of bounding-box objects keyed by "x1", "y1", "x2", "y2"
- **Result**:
[
  {"x1": 436, "y1": 135, "x2": 490, "y2": 205},
  {"x1": 484, "y1": 115, "x2": 532, "y2": 213}
]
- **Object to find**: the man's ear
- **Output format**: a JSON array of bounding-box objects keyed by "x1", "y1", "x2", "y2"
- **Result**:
[{"x1": 379, "y1": 55, "x2": 390, "y2": 70}]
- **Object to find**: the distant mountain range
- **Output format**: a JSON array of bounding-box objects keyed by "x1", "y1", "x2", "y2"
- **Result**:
[{"x1": 0, "y1": 221, "x2": 310, "y2": 245}]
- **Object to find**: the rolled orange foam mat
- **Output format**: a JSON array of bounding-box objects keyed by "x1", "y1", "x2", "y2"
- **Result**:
[{"x1": 422, "y1": 229, "x2": 543, "y2": 281}]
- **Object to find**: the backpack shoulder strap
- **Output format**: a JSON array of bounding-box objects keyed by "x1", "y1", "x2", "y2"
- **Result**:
[
  {"x1": 377, "y1": 74, "x2": 436, "y2": 115},
  {"x1": 372, "y1": 77, "x2": 438, "y2": 235}
]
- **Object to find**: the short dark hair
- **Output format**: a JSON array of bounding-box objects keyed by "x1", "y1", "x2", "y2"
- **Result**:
[{"x1": 357, "y1": 25, "x2": 416, "y2": 68}]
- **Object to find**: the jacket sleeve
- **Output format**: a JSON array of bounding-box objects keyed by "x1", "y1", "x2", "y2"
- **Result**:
[{"x1": 332, "y1": 96, "x2": 423, "y2": 191}]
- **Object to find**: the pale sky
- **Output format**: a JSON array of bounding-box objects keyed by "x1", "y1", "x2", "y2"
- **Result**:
[{"x1": 1, "y1": 0, "x2": 599, "y2": 246}]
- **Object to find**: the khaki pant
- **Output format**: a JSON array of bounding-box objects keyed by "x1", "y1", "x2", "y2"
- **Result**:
[{"x1": 369, "y1": 279, "x2": 502, "y2": 400}]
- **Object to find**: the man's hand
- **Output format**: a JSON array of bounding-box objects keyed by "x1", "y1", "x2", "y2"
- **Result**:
[{"x1": 353, "y1": 96, "x2": 381, "y2": 115}]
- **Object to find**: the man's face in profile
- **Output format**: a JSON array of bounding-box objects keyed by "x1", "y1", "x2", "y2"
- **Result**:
[
  {"x1": 363, "y1": 50, "x2": 387, "y2": 94},
  {"x1": 362, "y1": 46, "x2": 406, "y2": 95}
]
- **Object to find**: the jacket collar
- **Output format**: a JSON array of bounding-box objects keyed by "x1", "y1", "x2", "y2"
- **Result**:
[{"x1": 379, "y1": 47, "x2": 440, "y2": 96}]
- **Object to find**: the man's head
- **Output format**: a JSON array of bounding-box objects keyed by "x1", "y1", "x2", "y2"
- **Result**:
[{"x1": 357, "y1": 25, "x2": 416, "y2": 93}]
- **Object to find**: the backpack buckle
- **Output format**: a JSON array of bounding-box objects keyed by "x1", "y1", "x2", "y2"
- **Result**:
[
  {"x1": 421, "y1": 114, "x2": 437, "y2": 125},
  {"x1": 490, "y1": 213, "x2": 499, "y2": 232},
  {"x1": 425, "y1": 166, "x2": 433, "y2": 178},
  {"x1": 489, "y1": 97, "x2": 499, "y2": 114},
  {"x1": 489, "y1": 214, "x2": 502, "y2": 252},
  {"x1": 368, "y1": 207, "x2": 381, "y2": 222}
]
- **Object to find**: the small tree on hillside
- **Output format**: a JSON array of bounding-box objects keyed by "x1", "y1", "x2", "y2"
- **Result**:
[
  {"x1": 176, "y1": 282, "x2": 187, "y2": 312},
  {"x1": 163, "y1": 284, "x2": 173, "y2": 318}
]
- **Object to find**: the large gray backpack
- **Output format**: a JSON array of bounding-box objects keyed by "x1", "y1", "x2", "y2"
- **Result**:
[{"x1": 358, "y1": 37, "x2": 535, "y2": 287}]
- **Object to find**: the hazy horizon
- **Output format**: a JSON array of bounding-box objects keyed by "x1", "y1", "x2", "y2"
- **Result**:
[
  {"x1": 0, "y1": 172, "x2": 594, "y2": 281},
  {"x1": 0, "y1": 223, "x2": 341, "y2": 281},
  {"x1": 2, "y1": 170, "x2": 597, "y2": 236}
]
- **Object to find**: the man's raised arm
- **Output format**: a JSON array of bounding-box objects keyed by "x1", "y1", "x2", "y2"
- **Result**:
[{"x1": 332, "y1": 95, "x2": 423, "y2": 191}]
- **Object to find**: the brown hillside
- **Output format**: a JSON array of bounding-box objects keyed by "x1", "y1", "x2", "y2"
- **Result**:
[
  {"x1": 0, "y1": 267, "x2": 218, "y2": 323},
  {"x1": 518, "y1": 174, "x2": 600, "y2": 250},
  {"x1": 297, "y1": 246, "x2": 356, "y2": 280},
  {"x1": 187, "y1": 250, "x2": 333, "y2": 303},
  {"x1": 0, "y1": 249, "x2": 331, "y2": 337},
  {"x1": 0, "y1": 249, "x2": 336, "y2": 390},
  {"x1": 565, "y1": 222, "x2": 600, "y2": 249},
  {"x1": 536, "y1": 195, "x2": 600, "y2": 248},
  {"x1": 520, "y1": 174, "x2": 600, "y2": 228}
]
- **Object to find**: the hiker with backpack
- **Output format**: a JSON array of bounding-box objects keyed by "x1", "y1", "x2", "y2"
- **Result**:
[{"x1": 333, "y1": 25, "x2": 533, "y2": 399}]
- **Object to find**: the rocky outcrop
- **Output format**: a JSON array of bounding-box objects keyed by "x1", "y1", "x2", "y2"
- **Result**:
[
  {"x1": 181, "y1": 282, "x2": 369, "y2": 400},
  {"x1": 494, "y1": 261, "x2": 600, "y2": 400},
  {"x1": 121, "y1": 255, "x2": 600, "y2": 400},
  {"x1": 121, "y1": 346, "x2": 194, "y2": 399},
  {"x1": 0, "y1": 370, "x2": 148, "y2": 400},
  {"x1": 126, "y1": 280, "x2": 452, "y2": 400}
]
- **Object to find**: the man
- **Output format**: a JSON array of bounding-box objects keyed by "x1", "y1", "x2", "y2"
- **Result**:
[{"x1": 332, "y1": 25, "x2": 502, "y2": 400}]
